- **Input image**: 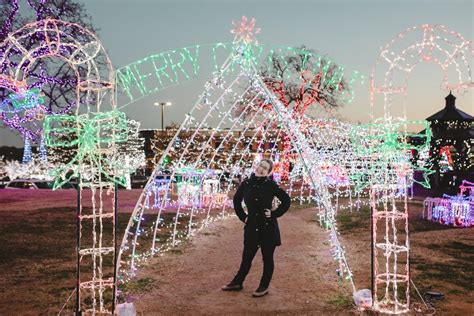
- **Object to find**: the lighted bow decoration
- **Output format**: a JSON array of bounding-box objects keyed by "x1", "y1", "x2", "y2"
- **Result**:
[
  {"x1": 43, "y1": 110, "x2": 129, "y2": 189},
  {"x1": 0, "y1": 76, "x2": 46, "y2": 139},
  {"x1": 2, "y1": 88, "x2": 45, "y2": 112},
  {"x1": 349, "y1": 119, "x2": 434, "y2": 191}
]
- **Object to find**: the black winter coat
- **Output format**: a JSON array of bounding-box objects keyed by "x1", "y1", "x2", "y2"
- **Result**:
[{"x1": 233, "y1": 174, "x2": 291, "y2": 246}]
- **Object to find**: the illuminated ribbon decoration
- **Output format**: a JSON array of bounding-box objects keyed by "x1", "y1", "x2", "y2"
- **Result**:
[
  {"x1": 43, "y1": 110, "x2": 129, "y2": 189},
  {"x1": 349, "y1": 119, "x2": 434, "y2": 192}
]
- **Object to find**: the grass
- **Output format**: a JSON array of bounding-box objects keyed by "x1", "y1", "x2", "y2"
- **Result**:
[
  {"x1": 335, "y1": 203, "x2": 454, "y2": 234},
  {"x1": 426, "y1": 241, "x2": 474, "y2": 256},
  {"x1": 119, "y1": 277, "x2": 156, "y2": 294},
  {"x1": 1, "y1": 196, "x2": 472, "y2": 314},
  {"x1": 326, "y1": 293, "x2": 354, "y2": 310},
  {"x1": 336, "y1": 206, "x2": 371, "y2": 233},
  {"x1": 289, "y1": 202, "x2": 314, "y2": 211},
  {"x1": 412, "y1": 241, "x2": 474, "y2": 293},
  {"x1": 408, "y1": 216, "x2": 453, "y2": 233},
  {"x1": 0, "y1": 207, "x2": 77, "y2": 264},
  {"x1": 0, "y1": 204, "x2": 169, "y2": 314},
  {"x1": 39, "y1": 267, "x2": 76, "y2": 280},
  {"x1": 169, "y1": 248, "x2": 184, "y2": 254},
  {"x1": 333, "y1": 200, "x2": 474, "y2": 313},
  {"x1": 202, "y1": 231, "x2": 219, "y2": 236}
]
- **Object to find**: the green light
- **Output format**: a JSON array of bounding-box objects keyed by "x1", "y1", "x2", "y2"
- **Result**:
[
  {"x1": 349, "y1": 119, "x2": 434, "y2": 191},
  {"x1": 43, "y1": 110, "x2": 130, "y2": 189},
  {"x1": 115, "y1": 43, "x2": 365, "y2": 109}
]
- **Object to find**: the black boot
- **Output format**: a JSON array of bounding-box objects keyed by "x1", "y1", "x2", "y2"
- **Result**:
[
  {"x1": 222, "y1": 282, "x2": 243, "y2": 291},
  {"x1": 252, "y1": 285, "x2": 269, "y2": 297}
]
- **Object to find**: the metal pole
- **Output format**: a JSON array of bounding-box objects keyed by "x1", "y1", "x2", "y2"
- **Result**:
[
  {"x1": 112, "y1": 182, "x2": 118, "y2": 314},
  {"x1": 406, "y1": 178, "x2": 411, "y2": 310},
  {"x1": 76, "y1": 175, "x2": 81, "y2": 315},
  {"x1": 161, "y1": 103, "x2": 164, "y2": 131},
  {"x1": 371, "y1": 192, "x2": 374, "y2": 307}
]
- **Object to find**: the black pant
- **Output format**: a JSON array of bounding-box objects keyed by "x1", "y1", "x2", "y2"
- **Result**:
[{"x1": 231, "y1": 235, "x2": 276, "y2": 288}]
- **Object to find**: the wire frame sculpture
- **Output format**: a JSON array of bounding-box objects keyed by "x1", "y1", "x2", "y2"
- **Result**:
[
  {"x1": 0, "y1": 18, "x2": 119, "y2": 313},
  {"x1": 369, "y1": 24, "x2": 473, "y2": 314},
  {"x1": 116, "y1": 18, "x2": 364, "y2": 303}
]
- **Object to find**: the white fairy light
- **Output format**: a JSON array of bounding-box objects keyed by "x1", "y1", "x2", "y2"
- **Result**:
[
  {"x1": 370, "y1": 24, "x2": 472, "y2": 314},
  {"x1": 0, "y1": 18, "x2": 119, "y2": 313},
  {"x1": 116, "y1": 18, "x2": 368, "y2": 296}
]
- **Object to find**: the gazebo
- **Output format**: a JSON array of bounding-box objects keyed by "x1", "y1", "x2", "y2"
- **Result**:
[{"x1": 425, "y1": 92, "x2": 474, "y2": 192}]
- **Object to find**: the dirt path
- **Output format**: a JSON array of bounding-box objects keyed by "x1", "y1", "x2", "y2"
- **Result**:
[{"x1": 128, "y1": 206, "x2": 354, "y2": 315}]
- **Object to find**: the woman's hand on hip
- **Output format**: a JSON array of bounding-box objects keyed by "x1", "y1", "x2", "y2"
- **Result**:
[{"x1": 264, "y1": 208, "x2": 271, "y2": 218}]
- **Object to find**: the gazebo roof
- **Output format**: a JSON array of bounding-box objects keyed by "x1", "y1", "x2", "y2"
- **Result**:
[{"x1": 426, "y1": 92, "x2": 474, "y2": 121}]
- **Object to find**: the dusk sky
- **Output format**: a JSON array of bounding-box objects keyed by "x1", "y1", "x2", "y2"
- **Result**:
[{"x1": 0, "y1": 0, "x2": 472, "y2": 146}]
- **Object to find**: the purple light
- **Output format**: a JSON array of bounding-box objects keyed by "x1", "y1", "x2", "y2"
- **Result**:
[
  {"x1": 0, "y1": 0, "x2": 19, "y2": 41},
  {"x1": 0, "y1": 20, "x2": 89, "y2": 140}
]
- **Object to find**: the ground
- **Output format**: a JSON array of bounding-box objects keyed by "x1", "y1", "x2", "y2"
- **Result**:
[
  {"x1": 128, "y1": 203, "x2": 352, "y2": 315},
  {"x1": 0, "y1": 189, "x2": 472, "y2": 315}
]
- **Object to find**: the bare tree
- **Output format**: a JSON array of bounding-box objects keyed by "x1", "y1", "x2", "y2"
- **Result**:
[
  {"x1": 234, "y1": 45, "x2": 351, "y2": 119},
  {"x1": 0, "y1": 0, "x2": 102, "y2": 131}
]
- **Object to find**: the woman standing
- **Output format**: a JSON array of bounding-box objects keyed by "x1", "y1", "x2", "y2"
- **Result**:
[{"x1": 222, "y1": 158, "x2": 291, "y2": 297}]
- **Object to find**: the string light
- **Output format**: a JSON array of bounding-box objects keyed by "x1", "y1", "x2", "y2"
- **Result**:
[
  {"x1": 423, "y1": 180, "x2": 473, "y2": 227},
  {"x1": 3, "y1": 152, "x2": 57, "y2": 181},
  {"x1": 116, "y1": 18, "x2": 365, "y2": 295},
  {"x1": 39, "y1": 134, "x2": 47, "y2": 161},
  {"x1": 0, "y1": 17, "x2": 107, "y2": 141},
  {"x1": 0, "y1": 18, "x2": 121, "y2": 314},
  {"x1": 370, "y1": 24, "x2": 473, "y2": 314},
  {"x1": 114, "y1": 119, "x2": 146, "y2": 189},
  {"x1": 22, "y1": 136, "x2": 32, "y2": 164},
  {"x1": 3, "y1": 15, "x2": 468, "y2": 315},
  {"x1": 0, "y1": 79, "x2": 46, "y2": 141},
  {"x1": 115, "y1": 43, "x2": 364, "y2": 109},
  {"x1": 231, "y1": 16, "x2": 261, "y2": 45},
  {"x1": 44, "y1": 111, "x2": 129, "y2": 187}
]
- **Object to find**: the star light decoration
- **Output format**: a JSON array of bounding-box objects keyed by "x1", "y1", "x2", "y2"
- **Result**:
[{"x1": 231, "y1": 16, "x2": 261, "y2": 45}]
